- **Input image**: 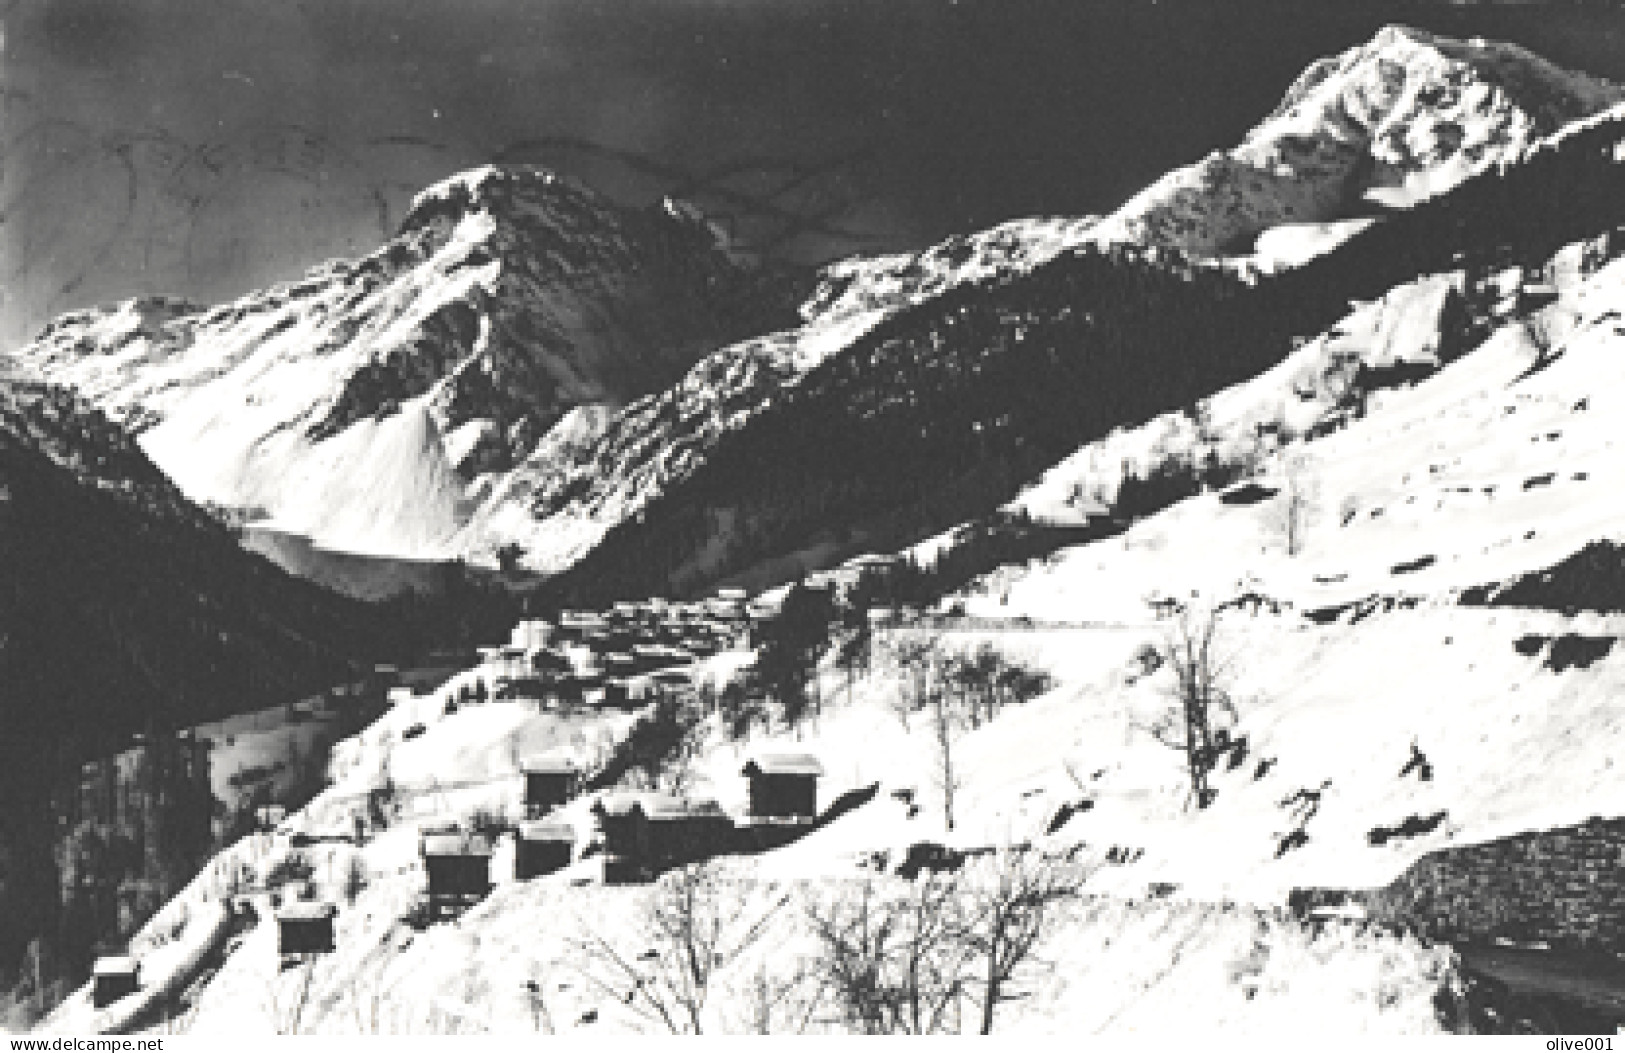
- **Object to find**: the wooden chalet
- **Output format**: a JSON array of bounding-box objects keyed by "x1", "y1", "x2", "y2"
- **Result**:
[
  {"x1": 592, "y1": 793, "x2": 734, "y2": 882},
  {"x1": 521, "y1": 756, "x2": 580, "y2": 818},
  {"x1": 421, "y1": 832, "x2": 493, "y2": 916},
  {"x1": 1520, "y1": 279, "x2": 1561, "y2": 311},
  {"x1": 644, "y1": 795, "x2": 733, "y2": 869},
  {"x1": 515, "y1": 820, "x2": 576, "y2": 880},
  {"x1": 276, "y1": 901, "x2": 337, "y2": 956},
  {"x1": 91, "y1": 956, "x2": 139, "y2": 1009},
  {"x1": 741, "y1": 754, "x2": 824, "y2": 823},
  {"x1": 593, "y1": 792, "x2": 645, "y2": 878}
]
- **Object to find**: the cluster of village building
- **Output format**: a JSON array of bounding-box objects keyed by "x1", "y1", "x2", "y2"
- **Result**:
[
  {"x1": 90, "y1": 583, "x2": 856, "y2": 1009},
  {"x1": 413, "y1": 749, "x2": 827, "y2": 922},
  {"x1": 467, "y1": 587, "x2": 778, "y2": 709}
]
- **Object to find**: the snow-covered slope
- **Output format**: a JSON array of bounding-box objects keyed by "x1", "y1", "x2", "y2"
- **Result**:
[
  {"x1": 471, "y1": 28, "x2": 1625, "y2": 599},
  {"x1": 918, "y1": 242, "x2": 1625, "y2": 891},
  {"x1": 75, "y1": 232, "x2": 1625, "y2": 1026},
  {"x1": 1090, "y1": 24, "x2": 1625, "y2": 258},
  {"x1": 12, "y1": 166, "x2": 803, "y2": 565},
  {"x1": 31, "y1": 27, "x2": 1625, "y2": 1036},
  {"x1": 996, "y1": 237, "x2": 1619, "y2": 614},
  {"x1": 19, "y1": 28, "x2": 1614, "y2": 593},
  {"x1": 64, "y1": 628, "x2": 1469, "y2": 1036}
]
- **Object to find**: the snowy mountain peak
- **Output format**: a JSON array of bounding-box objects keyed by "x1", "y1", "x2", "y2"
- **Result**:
[
  {"x1": 1091, "y1": 25, "x2": 1625, "y2": 258},
  {"x1": 397, "y1": 164, "x2": 591, "y2": 237},
  {"x1": 1261, "y1": 22, "x2": 1622, "y2": 180},
  {"x1": 13, "y1": 162, "x2": 806, "y2": 578}
]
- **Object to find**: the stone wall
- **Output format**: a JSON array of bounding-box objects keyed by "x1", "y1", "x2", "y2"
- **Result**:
[{"x1": 1349, "y1": 817, "x2": 1625, "y2": 952}]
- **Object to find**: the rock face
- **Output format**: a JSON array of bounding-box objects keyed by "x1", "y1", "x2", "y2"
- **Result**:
[
  {"x1": 14, "y1": 166, "x2": 804, "y2": 564},
  {"x1": 1090, "y1": 24, "x2": 1625, "y2": 255}
]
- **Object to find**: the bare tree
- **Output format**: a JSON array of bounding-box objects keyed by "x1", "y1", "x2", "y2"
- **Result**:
[
  {"x1": 736, "y1": 958, "x2": 821, "y2": 1035},
  {"x1": 949, "y1": 645, "x2": 1051, "y2": 728},
  {"x1": 802, "y1": 880, "x2": 896, "y2": 1034},
  {"x1": 888, "y1": 633, "x2": 941, "y2": 728},
  {"x1": 267, "y1": 957, "x2": 319, "y2": 1035},
  {"x1": 928, "y1": 676, "x2": 964, "y2": 832},
  {"x1": 803, "y1": 875, "x2": 970, "y2": 1034},
  {"x1": 1268, "y1": 453, "x2": 1318, "y2": 557},
  {"x1": 944, "y1": 648, "x2": 991, "y2": 729},
  {"x1": 521, "y1": 972, "x2": 555, "y2": 1034},
  {"x1": 347, "y1": 955, "x2": 395, "y2": 1035},
  {"x1": 960, "y1": 849, "x2": 1089, "y2": 1034},
  {"x1": 1151, "y1": 602, "x2": 1239, "y2": 810},
  {"x1": 571, "y1": 861, "x2": 784, "y2": 1034},
  {"x1": 655, "y1": 692, "x2": 707, "y2": 797}
]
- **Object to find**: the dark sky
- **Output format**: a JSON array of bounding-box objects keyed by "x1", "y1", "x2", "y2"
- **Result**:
[{"x1": 3, "y1": 0, "x2": 1624, "y2": 350}]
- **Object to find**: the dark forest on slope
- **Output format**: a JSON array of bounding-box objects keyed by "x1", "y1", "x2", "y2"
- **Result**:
[
  {"x1": 0, "y1": 381, "x2": 519, "y2": 1013},
  {"x1": 533, "y1": 110, "x2": 1625, "y2": 610}
]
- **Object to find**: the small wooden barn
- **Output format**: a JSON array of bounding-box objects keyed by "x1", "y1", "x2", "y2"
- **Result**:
[
  {"x1": 515, "y1": 820, "x2": 576, "y2": 880},
  {"x1": 276, "y1": 901, "x2": 337, "y2": 956},
  {"x1": 593, "y1": 792, "x2": 647, "y2": 882},
  {"x1": 643, "y1": 795, "x2": 734, "y2": 870},
  {"x1": 91, "y1": 956, "x2": 139, "y2": 1008},
  {"x1": 741, "y1": 754, "x2": 824, "y2": 823},
  {"x1": 521, "y1": 756, "x2": 580, "y2": 818},
  {"x1": 421, "y1": 833, "x2": 493, "y2": 916},
  {"x1": 593, "y1": 793, "x2": 734, "y2": 882}
]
